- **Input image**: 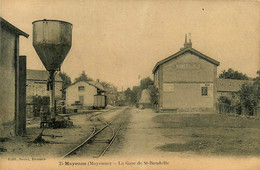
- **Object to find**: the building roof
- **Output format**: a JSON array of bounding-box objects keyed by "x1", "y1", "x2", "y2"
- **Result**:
[
  {"x1": 88, "y1": 81, "x2": 106, "y2": 92},
  {"x1": 0, "y1": 17, "x2": 29, "y2": 38},
  {"x1": 68, "y1": 80, "x2": 106, "y2": 92},
  {"x1": 152, "y1": 47, "x2": 220, "y2": 74},
  {"x1": 27, "y1": 69, "x2": 62, "y2": 82},
  {"x1": 216, "y1": 78, "x2": 252, "y2": 92}
]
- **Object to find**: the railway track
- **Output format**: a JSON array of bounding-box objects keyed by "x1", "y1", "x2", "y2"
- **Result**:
[{"x1": 62, "y1": 107, "x2": 130, "y2": 158}]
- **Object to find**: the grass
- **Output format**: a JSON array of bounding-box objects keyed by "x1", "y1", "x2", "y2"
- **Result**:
[{"x1": 154, "y1": 113, "x2": 260, "y2": 156}]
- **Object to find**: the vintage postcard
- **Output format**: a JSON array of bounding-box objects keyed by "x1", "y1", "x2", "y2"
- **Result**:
[{"x1": 0, "y1": 0, "x2": 259, "y2": 170}]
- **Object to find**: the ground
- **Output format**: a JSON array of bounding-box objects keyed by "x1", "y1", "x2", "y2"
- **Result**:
[
  {"x1": 0, "y1": 113, "x2": 95, "y2": 158},
  {"x1": 1, "y1": 107, "x2": 260, "y2": 169},
  {"x1": 114, "y1": 108, "x2": 260, "y2": 157}
]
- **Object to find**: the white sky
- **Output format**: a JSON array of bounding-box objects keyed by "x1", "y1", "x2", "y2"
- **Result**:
[{"x1": 1, "y1": 0, "x2": 259, "y2": 89}]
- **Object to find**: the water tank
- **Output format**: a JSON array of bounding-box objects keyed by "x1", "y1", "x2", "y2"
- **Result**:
[{"x1": 32, "y1": 19, "x2": 72, "y2": 71}]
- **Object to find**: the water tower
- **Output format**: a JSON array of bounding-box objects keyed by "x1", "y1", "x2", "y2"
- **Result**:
[{"x1": 32, "y1": 19, "x2": 72, "y2": 125}]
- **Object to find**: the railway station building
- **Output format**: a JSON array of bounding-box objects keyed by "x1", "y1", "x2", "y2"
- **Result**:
[
  {"x1": 0, "y1": 17, "x2": 29, "y2": 136},
  {"x1": 153, "y1": 34, "x2": 220, "y2": 112}
]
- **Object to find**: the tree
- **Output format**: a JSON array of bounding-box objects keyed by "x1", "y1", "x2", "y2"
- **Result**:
[
  {"x1": 231, "y1": 70, "x2": 260, "y2": 115},
  {"x1": 131, "y1": 86, "x2": 141, "y2": 104},
  {"x1": 124, "y1": 88, "x2": 132, "y2": 103},
  {"x1": 100, "y1": 81, "x2": 117, "y2": 92},
  {"x1": 123, "y1": 77, "x2": 154, "y2": 105},
  {"x1": 59, "y1": 72, "x2": 71, "y2": 89},
  {"x1": 219, "y1": 68, "x2": 249, "y2": 80},
  {"x1": 148, "y1": 85, "x2": 158, "y2": 105},
  {"x1": 74, "y1": 71, "x2": 93, "y2": 83},
  {"x1": 140, "y1": 77, "x2": 157, "y2": 106},
  {"x1": 99, "y1": 80, "x2": 118, "y2": 105},
  {"x1": 253, "y1": 70, "x2": 260, "y2": 100},
  {"x1": 238, "y1": 83, "x2": 258, "y2": 115},
  {"x1": 140, "y1": 77, "x2": 154, "y2": 90},
  {"x1": 59, "y1": 72, "x2": 71, "y2": 99},
  {"x1": 122, "y1": 77, "x2": 154, "y2": 106}
]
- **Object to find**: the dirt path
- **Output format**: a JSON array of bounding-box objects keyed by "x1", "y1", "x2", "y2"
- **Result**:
[
  {"x1": 117, "y1": 108, "x2": 181, "y2": 158},
  {"x1": 0, "y1": 113, "x2": 95, "y2": 158}
]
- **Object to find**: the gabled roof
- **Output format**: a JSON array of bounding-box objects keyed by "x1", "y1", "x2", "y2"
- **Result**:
[
  {"x1": 152, "y1": 47, "x2": 220, "y2": 73},
  {"x1": 27, "y1": 69, "x2": 62, "y2": 82},
  {"x1": 88, "y1": 81, "x2": 106, "y2": 92},
  {"x1": 0, "y1": 17, "x2": 29, "y2": 38},
  {"x1": 216, "y1": 78, "x2": 253, "y2": 92},
  {"x1": 68, "y1": 80, "x2": 106, "y2": 92}
]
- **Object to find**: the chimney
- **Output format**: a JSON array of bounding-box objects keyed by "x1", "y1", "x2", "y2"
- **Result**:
[{"x1": 183, "y1": 33, "x2": 192, "y2": 49}]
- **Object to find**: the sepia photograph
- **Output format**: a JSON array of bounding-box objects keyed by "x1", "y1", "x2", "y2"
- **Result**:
[{"x1": 0, "y1": 0, "x2": 259, "y2": 169}]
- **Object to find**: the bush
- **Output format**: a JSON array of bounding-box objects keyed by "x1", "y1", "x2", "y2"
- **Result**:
[
  {"x1": 147, "y1": 85, "x2": 159, "y2": 112},
  {"x1": 238, "y1": 83, "x2": 258, "y2": 115},
  {"x1": 218, "y1": 96, "x2": 231, "y2": 105},
  {"x1": 235, "y1": 104, "x2": 242, "y2": 115}
]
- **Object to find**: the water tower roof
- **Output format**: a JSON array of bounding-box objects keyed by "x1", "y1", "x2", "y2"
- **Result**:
[{"x1": 32, "y1": 19, "x2": 72, "y2": 25}]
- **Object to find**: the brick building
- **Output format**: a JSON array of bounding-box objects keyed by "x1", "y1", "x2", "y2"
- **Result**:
[{"x1": 153, "y1": 34, "x2": 220, "y2": 112}]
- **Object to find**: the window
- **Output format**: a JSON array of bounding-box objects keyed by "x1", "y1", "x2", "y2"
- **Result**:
[
  {"x1": 201, "y1": 87, "x2": 208, "y2": 96},
  {"x1": 78, "y1": 86, "x2": 85, "y2": 91}
]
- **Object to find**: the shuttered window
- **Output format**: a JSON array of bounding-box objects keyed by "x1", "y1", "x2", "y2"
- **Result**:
[{"x1": 201, "y1": 87, "x2": 208, "y2": 96}]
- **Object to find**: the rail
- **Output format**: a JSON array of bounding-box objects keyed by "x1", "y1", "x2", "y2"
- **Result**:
[{"x1": 62, "y1": 107, "x2": 129, "y2": 158}]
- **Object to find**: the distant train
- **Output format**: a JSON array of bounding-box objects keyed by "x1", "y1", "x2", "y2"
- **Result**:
[{"x1": 93, "y1": 95, "x2": 107, "y2": 109}]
